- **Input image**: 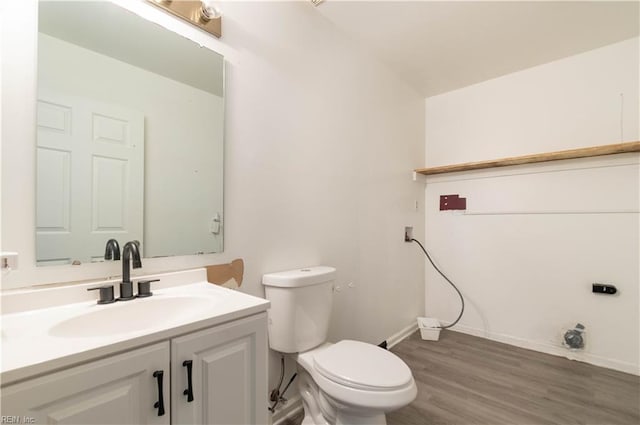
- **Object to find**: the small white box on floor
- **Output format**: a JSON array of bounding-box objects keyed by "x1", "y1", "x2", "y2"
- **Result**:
[{"x1": 417, "y1": 317, "x2": 441, "y2": 341}]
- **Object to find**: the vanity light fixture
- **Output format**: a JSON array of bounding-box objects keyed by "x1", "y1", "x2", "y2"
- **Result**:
[
  {"x1": 147, "y1": 0, "x2": 222, "y2": 38},
  {"x1": 311, "y1": 0, "x2": 325, "y2": 6}
]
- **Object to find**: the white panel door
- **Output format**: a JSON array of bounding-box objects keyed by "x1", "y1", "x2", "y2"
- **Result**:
[
  {"x1": 171, "y1": 313, "x2": 269, "y2": 425},
  {"x1": 36, "y1": 92, "x2": 144, "y2": 265},
  {"x1": 0, "y1": 342, "x2": 170, "y2": 424}
]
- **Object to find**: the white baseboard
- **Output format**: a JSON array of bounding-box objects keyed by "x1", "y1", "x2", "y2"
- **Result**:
[
  {"x1": 271, "y1": 394, "x2": 303, "y2": 425},
  {"x1": 386, "y1": 321, "x2": 419, "y2": 349},
  {"x1": 450, "y1": 323, "x2": 639, "y2": 376}
]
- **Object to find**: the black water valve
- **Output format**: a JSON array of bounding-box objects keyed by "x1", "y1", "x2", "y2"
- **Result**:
[
  {"x1": 137, "y1": 279, "x2": 160, "y2": 298},
  {"x1": 592, "y1": 283, "x2": 617, "y2": 295},
  {"x1": 87, "y1": 285, "x2": 116, "y2": 304}
]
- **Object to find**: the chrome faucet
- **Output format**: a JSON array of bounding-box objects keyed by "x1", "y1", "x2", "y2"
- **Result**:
[
  {"x1": 104, "y1": 239, "x2": 120, "y2": 261},
  {"x1": 119, "y1": 241, "x2": 142, "y2": 301}
]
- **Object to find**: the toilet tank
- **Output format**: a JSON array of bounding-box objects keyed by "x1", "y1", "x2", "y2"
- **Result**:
[{"x1": 262, "y1": 266, "x2": 336, "y2": 353}]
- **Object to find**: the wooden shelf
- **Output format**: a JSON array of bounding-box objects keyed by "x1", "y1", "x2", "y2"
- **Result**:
[{"x1": 415, "y1": 141, "x2": 640, "y2": 176}]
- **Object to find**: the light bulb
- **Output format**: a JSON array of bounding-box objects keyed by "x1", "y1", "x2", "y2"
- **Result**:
[{"x1": 200, "y1": 0, "x2": 221, "y2": 21}]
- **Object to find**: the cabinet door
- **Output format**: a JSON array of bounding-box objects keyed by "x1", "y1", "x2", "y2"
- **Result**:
[
  {"x1": 1, "y1": 342, "x2": 170, "y2": 424},
  {"x1": 171, "y1": 313, "x2": 268, "y2": 425}
]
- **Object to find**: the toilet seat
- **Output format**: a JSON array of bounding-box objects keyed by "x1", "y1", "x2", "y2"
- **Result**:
[
  {"x1": 313, "y1": 340, "x2": 412, "y2": 391},
  {"x1": 297, "y1": 341, "x2": 417, "y2": 412}
]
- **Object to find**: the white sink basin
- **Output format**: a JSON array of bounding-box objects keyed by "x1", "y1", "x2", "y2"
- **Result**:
[{"x1": 49, "y1": 296, "x2": 216, "y2": 338}]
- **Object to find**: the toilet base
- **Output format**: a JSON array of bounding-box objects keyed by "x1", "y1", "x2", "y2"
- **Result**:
[{"x1": 297, "y1": 367, "x2": 387, "y2": 425}]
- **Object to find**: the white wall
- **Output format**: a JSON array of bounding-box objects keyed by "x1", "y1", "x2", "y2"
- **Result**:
[
  {"x1": 220, "y1": 2, "x2": 425, "y2": 348},
  {"x1": 423, "y1": 37, "x2": 639, "y2": 374},
  {"x1": 1, "y1": 0, "x2": 426, "y2": 410},
  {"x1": 38, "y1": 33, "x2": 224, "y2": 258}
]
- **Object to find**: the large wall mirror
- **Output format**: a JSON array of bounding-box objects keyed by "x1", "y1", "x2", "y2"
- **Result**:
[{"x1": 36, "y1": 1, "x2": 224, "y2": 266}]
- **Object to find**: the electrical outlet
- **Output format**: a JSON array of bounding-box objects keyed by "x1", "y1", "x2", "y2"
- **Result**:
[
  {"x1": 1, "y1": 252, "x2": 18, "y2": 271},
  {"x1": 404, "y1": 226, "x2": 413, "y2": 242}
]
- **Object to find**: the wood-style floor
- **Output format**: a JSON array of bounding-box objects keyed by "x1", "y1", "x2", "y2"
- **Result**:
[{"x1": 285, "y1": 330, "x2": 640, "y2": 425}]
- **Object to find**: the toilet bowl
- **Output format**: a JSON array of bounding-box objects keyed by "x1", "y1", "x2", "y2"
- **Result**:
[
  {"x1": 262, "y1": 266, "x2": 417, "y2": 425},
  {"x1": 296, "y1": 341, "x2": 417, "y2": 425}
]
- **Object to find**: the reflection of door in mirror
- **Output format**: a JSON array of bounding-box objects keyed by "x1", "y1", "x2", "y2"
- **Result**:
[{"x1": 36, "y1": 93, "x2": 144, "y2": 266}]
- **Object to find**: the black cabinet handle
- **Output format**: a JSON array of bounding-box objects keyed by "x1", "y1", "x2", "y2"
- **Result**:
[
  {"x1": 183, "y1": 360, "x2": 194, "y2": 402},
  {"x1": 153, "y1": 370, "x2": 165, "y2": 416}
]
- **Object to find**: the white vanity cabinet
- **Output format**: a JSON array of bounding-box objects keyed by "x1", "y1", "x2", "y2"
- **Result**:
[
  {"x1": 1, "y1": 313, "x2": 269, "y2": 425},
  {"x1": 0, "y1": 342, "x2": 171, "y2": 424},
  {"x1": 171, "y1": 313, "x2": 268, "y2": 425}
]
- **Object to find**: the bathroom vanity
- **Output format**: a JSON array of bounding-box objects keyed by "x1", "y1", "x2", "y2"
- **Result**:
[{"x1": 0, "y1": 269, "x2": 270, "y2": 425}]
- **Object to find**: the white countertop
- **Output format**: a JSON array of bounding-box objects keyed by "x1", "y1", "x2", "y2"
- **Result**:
[{"x1": 0, "y1": 269, "x2": 269, "y2": 386}]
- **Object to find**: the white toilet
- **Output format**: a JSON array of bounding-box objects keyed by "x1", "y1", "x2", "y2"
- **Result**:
[{"x1": 262, "y1": 266, "x2": 417, "y2": 425}]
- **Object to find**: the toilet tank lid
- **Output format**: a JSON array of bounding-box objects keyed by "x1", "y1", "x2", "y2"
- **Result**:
[{"x1": 262, "y1": 266, "x2": 336, "y2": 288}]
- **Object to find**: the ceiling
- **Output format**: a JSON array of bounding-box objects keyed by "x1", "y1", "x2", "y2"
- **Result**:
[{"x1": 316, "y1": 1, "x2": 640, "y2": 97}]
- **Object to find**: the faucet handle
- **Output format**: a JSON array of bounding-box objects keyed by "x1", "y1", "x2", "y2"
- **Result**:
[
  {"x1": 137, "y1": 279, "x2": 160, "y2": 298},
  {"x1": 87, "y1": 285, "x2": 116, "y2": 304}
]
